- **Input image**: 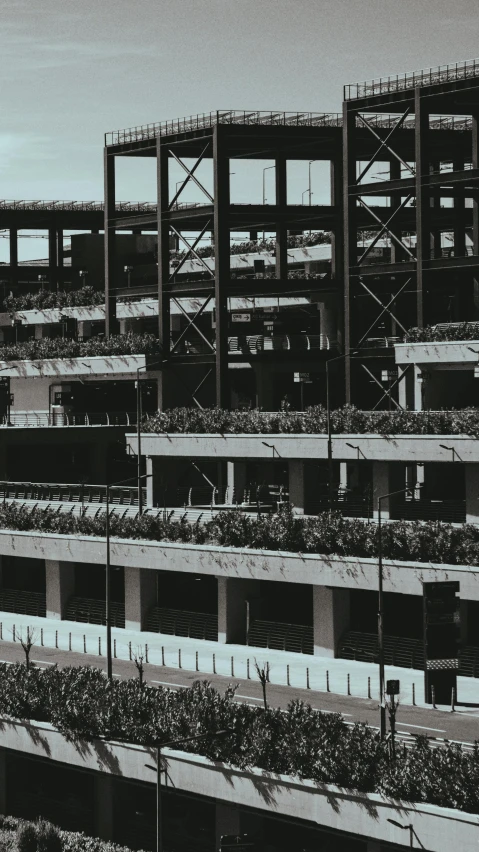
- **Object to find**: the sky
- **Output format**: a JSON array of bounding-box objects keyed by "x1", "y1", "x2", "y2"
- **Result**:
[{"x1": 2, "y1": 0, "x2": 479, "y2": 258}]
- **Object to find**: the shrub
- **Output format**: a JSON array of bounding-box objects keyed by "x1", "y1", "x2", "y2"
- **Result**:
[
  {"x1": 4, "y1": 287, "x2": 104, "y2": 314},
  {"x1": 406, "y1": 322, "x2": 479, "y2": 343},
  {"x1": 0, "y1": 332, "x2": 163, "y2": 362},
  {"x1": 35, "y1": 821, "x2": 62, "y2": 852},
  {"x1": 143, "y1": 404, "x2": 479, "y2": 437},
  {"x1": 16, "y1": 823, "x2": 37, "y2": 852}
]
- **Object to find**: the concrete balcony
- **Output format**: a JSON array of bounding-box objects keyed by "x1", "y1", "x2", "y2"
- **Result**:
[
  {"x1": 1, "y1": 716, "x2": 477, "y2": 852},
  {"x1": 395, "y1": 340, "x2": 479, "y2": 366},
  {"x1": 128, "y1": 431, "x2": 479, "y2": 463},
  {"x1": 0, "y1": 353, "x2": 148, "y2": 378}
]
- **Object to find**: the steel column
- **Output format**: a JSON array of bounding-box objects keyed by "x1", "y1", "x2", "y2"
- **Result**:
[
  {"x1": 157, "y1": 139, "x2": 171, "y2": 409},
  {"x1": 48, "y1": 227, "x2": 58, "y2": 290},
  {"x1": 104, "y1": 149, "x2": 117, "y2": 336},
  {"x1": 453, "y1": 156, "x2": 467, "y2": 258},
  {"x1": 213, "y1": 126, "x2": 230, "y2": 408},
  {"x1": 415, "y1": 89, "x2": 429, "y2": 328},
  {"x1": 57, "y1": 228, "x2": 64, "y2": 288},
  {"x1": 343, "y1": 104, "x2": 357, "y2": 400},
  {"x1": 473, "y1": 111, "x2": 479, "y2": 256},
  {"x1": 9, "y1": 228, "x2": 17, "y2": 286},
  {"x1": 275, "y1": 153, "x2": 288, "y2": 280}
]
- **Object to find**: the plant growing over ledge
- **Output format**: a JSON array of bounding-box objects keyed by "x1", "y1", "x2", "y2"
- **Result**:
[
  {"x1": 405, "y1": 322, "x2": 479, "y2": 343},
  {"x1": 143, "y1": 404, "x2": 479, "y2": 437},
  {"x1": 0, "y1": 332, "x2": 163, "y2": 362},
  {"x1": 3, "y1": 286, "x2": 105, "y2": 314}
]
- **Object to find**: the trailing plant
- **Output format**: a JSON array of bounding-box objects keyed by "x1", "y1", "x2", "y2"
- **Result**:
[
  {"x1": 0, "y1": 501, "x2": 479, "y2": 567},
  {"x1": 1, "y1": 666, "x2": 479, "y2": 813},
  {"x1": 406, "y1": 322, "x2": 479, "y2": 343},
  {"x1": 143, "y1": 404, "x2": 479, "y2": 437},
  {"x1": 3, "y1": 287, "x2": 104, "y2": 314},
  {"x1": 0, "y1": 332, "x2": 162, "y2": 362}
]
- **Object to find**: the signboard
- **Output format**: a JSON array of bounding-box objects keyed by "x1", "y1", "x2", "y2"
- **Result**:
[
  {"x1": 423, "y1": 581, "x2": 460, "y2": 703},
  {"x1": 231, "y1": 313, "x2": 251, "y2": 323},
  {"x1": 381, "y1": 370, "x2": 396, "y2": 382},
  {"x1": 386, "y1": 679, "x2": 400, "y2": 696},
  {"x1": 294, "y1": 372, "x2": 312, "y2": 383}
]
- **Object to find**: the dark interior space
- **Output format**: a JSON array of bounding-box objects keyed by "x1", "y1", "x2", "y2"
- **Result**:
[
  {"x1": 157, "y1": 572, "x2": 218, "y2": 614},
  {"x1": 2, "y1": 556, "x2": 45, "y2": 592},
  {"x1": 258, "y1": 580, "x2": 312, "y2": 626},
  {"x1": 350, "y1": 589, "x2": 423, "y2": 639},
  {"x1": 74, "y1": 563, "x2": 124, "y2": 602}
]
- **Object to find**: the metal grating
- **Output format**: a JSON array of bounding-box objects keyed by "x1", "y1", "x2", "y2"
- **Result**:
[{"x1": 345, "y1": 57, "x2": 479, "y2": 100}]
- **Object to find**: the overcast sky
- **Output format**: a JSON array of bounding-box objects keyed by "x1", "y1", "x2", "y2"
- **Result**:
[{"x1": 2, "y1": 0, "x2": 479, "y2": 202}]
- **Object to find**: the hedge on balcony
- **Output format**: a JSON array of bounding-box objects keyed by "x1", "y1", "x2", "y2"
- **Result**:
[
  {"x1": 1, "y1": 502, "x2": 479, "y2": 566},
  {"x1": 0, "y1": 333, "x2": 162, "y2": 361},
  {"x1": 3, "y1": 286, "x2": 105, "y2": 314},
  {"x1": 0, "y1": 815, "x2": 145, "y2": 852},
  {"x1": 406, "y1": 322, "x2": 479, "y2": 342},
  {"x1": 143, "y1": 404, "x2": 479, "y2": 436},
  {"x1": 1, "y1": 665, "x2": 479, "y2": 814}
]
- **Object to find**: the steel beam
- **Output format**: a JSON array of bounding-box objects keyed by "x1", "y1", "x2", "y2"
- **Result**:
[
  {"x1": 275, "y1": 152, "x2": 288, "y2": 280},
  {"x1": 157, "y1": 139, "x2": 171, "y2": 408},
  {"x1": 414, "y1": 89, "x2": 429, "y2": 329},
  {"x1": 9, "y1": 228, "x2": 17, "y2": 287},
  {"x1": 472, "y1": 111, "x2": 479, "y2": 256},
  {"x1": 343, "y1": 104, "x2": 357, "y2": 401},
  {"x1": 48, "y1": 227, "x2": 58, "y2": 291},
  {"x1": 213, "y1": 126, "x2": 230, "y2": 408},
  {"x1": 104, "y1": 150, "x2": 117, "y2": 336}
]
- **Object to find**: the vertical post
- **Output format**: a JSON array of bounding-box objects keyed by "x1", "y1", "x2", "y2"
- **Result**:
[
  {"x1": 157, "y1": 138, "x2": 170, "y2": 409},
  {"x1": 326, "y1": 360, "x2": 334, "y2": 508},
  {"x1": 472, "y1": 110, "x2": 479, "y2": 257},
  {"x1": 105, "y1": 485, "x2": 112, "y2": 680},
  {"x1": 275, "y1": 153, "x2": 288, "y2": 281},
  {"x1": 9, "y1": 227, "x2": 18, "y2": 287},
  {"x1": 415, "y1": 89, "x2": 429, "y2": 329},
  {"x1": 57, "y1": 228, "x2": 64, "y2": 287},
  {"x1": 343, "y1": 103, "x2": 357, "y2": 402},
  {"x1": 378, "y1": 496, "x2": 386, "y2": 739},
  {"x1": 104, "y1": 149, "x2": 117, "y2": 337},
  {"x1": 48, "y1": 227, "x2": 58, "y2": 291},
  {"x1": 136, "y1": 368, "x2": 143, "y2": 514},
  {"x1": 213, "y1": 125, "x2": 230, "y2": 408}
]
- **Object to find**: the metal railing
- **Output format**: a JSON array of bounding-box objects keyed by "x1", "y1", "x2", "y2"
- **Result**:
[
  {"x1": 105, "y1": 110, "x2": 343, "y2": 146},
  {"x1": 391, "y1": 498, "x2": 467, "y2": 524},
  {"x1": 0, "y1": 480, "x2": 146, "y2": 506},
  {"x1": 0, "y1": 200, "x2": 157, "y2": 213},
  {"x1": 0, "y1": 411, "x2": 138, "y2": 428},
  {"x1": 345, "y1": 57, "x2": 479, "y2": 100}
]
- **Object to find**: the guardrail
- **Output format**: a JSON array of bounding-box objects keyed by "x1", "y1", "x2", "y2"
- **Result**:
[
  {"x1": 0, "y1": 200, "x2": 157, "y2": 213},
  {"x1": 0, "y1": 411, "x2": 138, "y2": 428},
  {"x1": 345, "y1": 57, "x2": 479, "y2": 100},
  {"x1": 0, "y1": 481, "x2": 147, "y2": 507}
]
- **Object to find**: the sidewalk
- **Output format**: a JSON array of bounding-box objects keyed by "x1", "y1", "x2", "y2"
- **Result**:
[{"x1": 2, "y1": 611, "x2": 477, "y2": 709}]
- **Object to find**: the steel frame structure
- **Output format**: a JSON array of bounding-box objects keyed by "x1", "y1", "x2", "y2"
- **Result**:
[
  {"x1": 343, "y1": 63, "x2": 479, "y2": 402},
  {"x1": 104, "y1": 116, "x2": 345, "y2": 408}
]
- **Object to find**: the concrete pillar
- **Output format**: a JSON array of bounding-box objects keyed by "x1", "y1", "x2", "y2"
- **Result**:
[
  {"x1": 34, "y1": 324, "x2": 45, "y2": 340},
  {"x1": 313, "y1": 586, "x2": 350, "y2": 657},
  {"x1": 398, "y1": 366, "x2": 408, "y2": 409},
  {"x1": 339, "y1": 462, "x2": 348, "y2": 491},
  {"x1": 227, "y1": 461, "x2": 247, "y2": 504},
  {"x1": 372, "y1": 462, "x2": 390, "y2": 520},
  {"x1": 288, "y1": 460, "x2": 305, "y2": 514},
  {"x1": 465, "y1": 464, "x2": 479, "y2": 524},
  {"x1": 217, "y1": 577, "x2": 259, "y2": 644},
  {"x1": 146, "y1": 457, "x2": 154, "y2": 507},
  {"x1": 45, "y1": 560, "x2": 75, "y2": 619},
  {"x1": 413, "y1": 365, "x2": 423, "y2": 411},
  {"x1": 94, "y1": 774, "x2": 114, "y2": 841},
  {"x1": 124, "y1": 566, "x2": 157, "y2": 631},
  {"x1": 317, "y1": 294, "x2": 337, "y2": 344},
  {"x1": 215, "y1": 803, "x2": 241, "y2": 851}
]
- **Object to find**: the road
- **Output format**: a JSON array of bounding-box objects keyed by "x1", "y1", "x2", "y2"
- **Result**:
[{"x1": 1, "y1": 639, "x2": 479, "y2": 745}]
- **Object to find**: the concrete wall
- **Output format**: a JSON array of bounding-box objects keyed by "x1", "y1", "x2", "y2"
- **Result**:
[
  {"x1": 11, "y1": 377, "x2": 51, "y2": 413},
  {"x1": 0, "y1": 529, "x2": 479, "y2": 600},
  {"x1": 0, "y1": 354, "x2": 148, "y2": 379},
  {"x1": 130, "y1": 432, "x2": 479, "y2": 463},
  {"x1": 395, "y1": 340, "x2": 479, "y2": 366},
  {"x1": 0, "y1": 717, "x2": 477, "y2": 852}
]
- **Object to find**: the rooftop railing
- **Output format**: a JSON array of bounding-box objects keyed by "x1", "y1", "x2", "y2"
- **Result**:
[
  {"x1": 105, "y1": 110, "x2": 343, "y2": 146},
  {"x1": 345, "y1": 57, "x2": 479, "y2": 100},
  {"x1": 0, "y1": 200, "x2": 157, "y2": 213}
]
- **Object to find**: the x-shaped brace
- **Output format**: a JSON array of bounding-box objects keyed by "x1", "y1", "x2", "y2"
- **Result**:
[
  {"x1": 170, "y1": 294, "x2": 215, "y2": 355},
  {"x1": 357, "y1": 111, "x2": 415, "y2": 180},
  {"x1": 169, "y1": 147, "x2": 214, "y2": 204},
  {"x1": 358, "y1": 197, "x2": 416, "y2": 260},
  {"x1": 361, "y1": 362, "x2": 409, "y2": 411},
  {"x1": 357, "y1": 196, "x2": 414, "y2": 264},
  {"x1": 358, "y1": 277, "x2": 409, "y2": 338},
  {"x1": 357, "y1": 277, "x2": 412, "y2": 346},
  {"x1": 169, "y1": 223, "x2": 214, "y2": 280},
  {"x1": 168, "y1": 364, "x2": 214, "y2": 409}
]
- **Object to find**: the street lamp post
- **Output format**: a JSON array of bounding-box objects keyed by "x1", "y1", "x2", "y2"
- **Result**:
[
  {"x1": 377, "y1": 486, "x2": 415, "y2": 738},
  {"x1": 150, "y1": 728, "x2": 234, "y2": 852}
]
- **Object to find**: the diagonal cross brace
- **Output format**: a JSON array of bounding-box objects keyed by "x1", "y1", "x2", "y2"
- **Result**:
[
  {"x1": 358, "y1": 197, "x2": 416, "y2": 260},
  {"x1": 361, "y1": 362, "x2": 403, "y2": 410},
  {"x1": 357, "y1": 196, "x2": 413, "y2": 264},
  {"x1": 358, "y1": 277, "x2": 409, "y2": 337},
  {"x1": 168, "y1": 364, "x2": 214, "y2": 410},
  {"x1": 169, "y1": 148, "x2": 214, "y2": 203},
  {"x1": 357, "y1": 112, "x2": 415, "y2": 178},
  {"x1": 169, "y1": 222, "x2": 213, "y2": 281},
  {"x1": 169, "y1": 144, "x2": 211, "y2": 209},
  {"x1": 367, "y1": 363, "x2": 411, "y2": 411},
  {"x1": 357, "y1": 278, "x2": 412, "y2": 346},
  {"x1": 170, "y1": 294, "x2": 215, "y2": 355}
]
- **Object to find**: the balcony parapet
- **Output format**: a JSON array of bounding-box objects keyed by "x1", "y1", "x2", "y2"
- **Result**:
[
  {"x1": 0, "y1": 353, "x2": 148, "y2": 378},
  {"x1": 396, "y1": 339, "x2": 479, "y2": 366}
]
